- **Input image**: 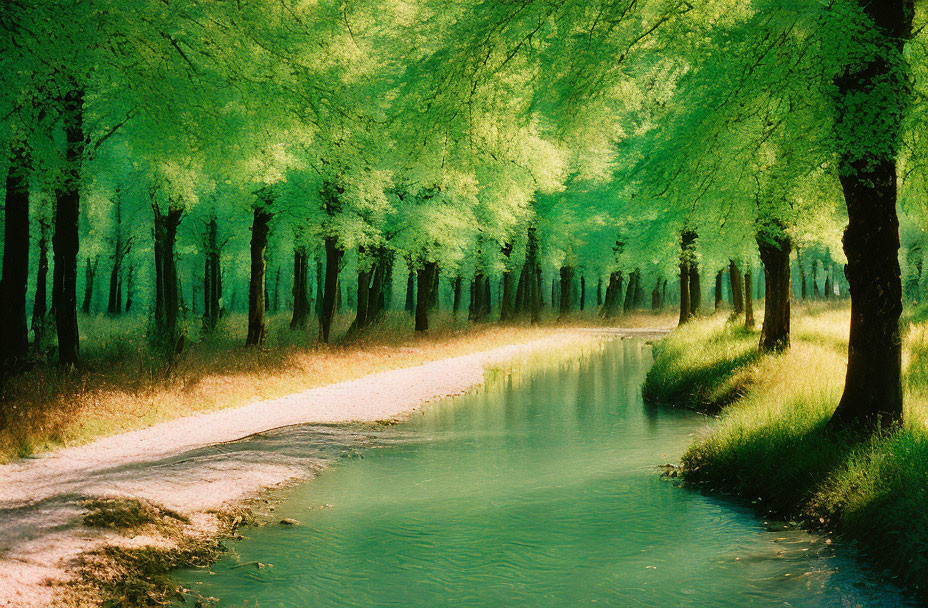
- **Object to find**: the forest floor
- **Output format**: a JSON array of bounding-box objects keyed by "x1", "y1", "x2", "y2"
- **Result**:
[
  {"x1": 0, "y1": 316, "x2": 671, "y2": 608},
  {"x1": 644, "y1": 302, "x2": 928, "y2": 601}
]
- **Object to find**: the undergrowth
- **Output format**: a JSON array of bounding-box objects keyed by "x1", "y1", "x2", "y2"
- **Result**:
[{"x1": 647, "y1": 303, "x2": 928, "y2": 599}]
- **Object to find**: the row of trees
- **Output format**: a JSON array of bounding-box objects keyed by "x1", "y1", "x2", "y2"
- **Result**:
[{"x1": 0, "y1": 0, "x2": 924, "y2": 434}]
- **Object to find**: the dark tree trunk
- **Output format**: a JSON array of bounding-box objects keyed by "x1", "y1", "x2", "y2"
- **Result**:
[
  {"x1": 714, "y1": 271, "x2": 723, "y2": 311},
  {"x1": 314, "y1": 258, "x2": 323, "y2": 320},
  {"x1": 415, "y1": 261, "x2": 438, "y2": 331},
  {"x1": 812, "y1": 259, "x2": 821, "y2": 299},
  {"x1": 81, "y1": 256, "x2": 96, "y2": 314},
  {"x1": 53, "y1": 88, "x2": 84, "y2": 366},
  {"x1": 661, "y1": 278, "x2": 668, "y2": 309},
  {"x1": 689, "y1": 265, "x2": 701, "y2": 316},
  {"x1": 600, "y1": 271, "x2": 623, "y2": 319},
  {"x1": 320, "y1": 236, "x2": 343, "y2": 343},
  {"x1": 452, "y1": 275, "x2": 463, "y2": 317},
  {"x1": 405, "y1": 269, "x2": 416, "y2": 314},
  {"x1": 153, "y1": 203, "x2": 183, "y2": 352},
  {"x1": 0, "y1": 141, "x2": 31, "y2": 369},
  {"x1": 597, "y1": 278, "x2": 603, "y2": 307},
  {"x1": 350, "y1": 245, "x2": 381, "y2": 333},
  {"x1": 558, "y1": 265, "x2": 574, "y2": 319},
  {"x1": 246, "y1": 206, "x2": 272, "y2": 346},
  {"x1": 824, "y1": 260, "x2": 833, "y2": 299},
  {"x1": 828, "y1": 0, "x2": 913, "y2": 430},
  {"x1": 290, "y1": 247, "x2": 310, "y2": 329},
  {"x1": 470, "y1": 273, "x2": 491, "y2": 321},
  {"x1": 107, "y1": 194, "x2": 127, "y2": 315},
  {"x1": 634, "y1": 270, "x2": 645, "y2": 308},
  {"x1": 744, "y1": 270, "x2": 755, "y2": 329},
  {"x1": 651, "y1": 278, "x2": 661, "y2": 310},
  {"x1": 125, "y1": 265, "x2": 134, "y2": 313},
  {"x1": 523, "y1": 226, "x2": 542, "y2": 324},
  {"x1": 678, "y1": 230, "x2": 696, "y2": 324},
  {"x1": 729, "y1": 260, "x2": 744, "y2": 315},
  {"x1": 32, "y1": 222, "x2": 50, "y2": 350},
  {"x1": 367, "y1": 248, "x2": 388, "y2": 323},
  {"x1": 203, "y1": 217, "x2": 221, "y2": 332},
  {"x1": 757, "y1": 226, "x2": 791, "y2": 352},
  {"x1": 500, "y1": 243, "x2": 515, "y2": 321},
  {"x1": 623, "y1": 270, "x2": 638, "y2": 313}
]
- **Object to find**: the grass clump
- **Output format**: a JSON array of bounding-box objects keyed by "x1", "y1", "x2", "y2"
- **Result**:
[
  {"x1": 672, "y1": 304, "x2": 928, "y2": 599},
  {"x1": 83, "y1": 498, "x2": 189, "y2": 530},
  {"x1": 642, "y1": 315, "x2": 761, "y2": 411}
]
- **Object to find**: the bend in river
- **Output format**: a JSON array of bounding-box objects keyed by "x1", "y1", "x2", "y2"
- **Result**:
[{"x1": 176, "y1": 339, "x2": 915, "y2": 607}]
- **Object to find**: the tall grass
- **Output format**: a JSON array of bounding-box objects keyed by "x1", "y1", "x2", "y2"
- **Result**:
[
  {"x1": 648, "y1": 304, "x2": 928, "y2": 598},
  {"x1": 0, "y1": 308, "x2": 676, "y2": 462}
]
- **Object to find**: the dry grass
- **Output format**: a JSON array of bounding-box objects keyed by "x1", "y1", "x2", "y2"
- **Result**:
[{"x1": 0, "y1": 308, "x2": 676, "y2": 462}]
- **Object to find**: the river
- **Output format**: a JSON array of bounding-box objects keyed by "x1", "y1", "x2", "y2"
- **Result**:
[{"x1": 175, "y1": 338, "x2": 915, "y2": 607}]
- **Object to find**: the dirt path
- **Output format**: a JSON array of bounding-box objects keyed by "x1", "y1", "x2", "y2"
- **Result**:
[{"x1": 0, "y1": 328, "x2": 664, "y2": 607}]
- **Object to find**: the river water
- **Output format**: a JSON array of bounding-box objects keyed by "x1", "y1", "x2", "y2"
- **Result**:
[{"x1": 175, "y1": 339, "x2": 915, "y2": 607}]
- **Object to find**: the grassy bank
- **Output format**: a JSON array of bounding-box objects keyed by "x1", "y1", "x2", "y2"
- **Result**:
[
  {"x1": 644, "y1": 304, "x2": 928, "y2": 598},
  {"x1": 0, "y1": 309, "x2": 673, "y2": 462}
]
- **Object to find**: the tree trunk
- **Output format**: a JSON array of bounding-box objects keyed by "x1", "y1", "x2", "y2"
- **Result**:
[
  {"x1": 600, "y1": 271, "x2": 623, "y2": 319},
  {"x1": 744, "y1": 270, "x2": 755, "y2": 330},
  {"x1": 107, "y1": 194, "x2": 126, "y2": 315},
  {"x1": 415, "y1": 261, "x2": 438, "y2": 331},
  {"x1": 405, "y1": 269, "x2": 416, "y2": 314},
  {"x1": 828, "y1": 0, "x2": 912, "y2": 430},
  {"x1": 558, "y1": 265, "x2": 574, "y2": 319},
  {"x1": 729, "y1": 260, "x2": 744, "y2": 315},
  {"x1": 153, "y1": 203, "x2": 183, "y2": 352},
  {"x1": 689, "y1": 264, "x2": 701, "y2": 316},
  {"x1": 623, "y1": 269, "x2": 638, "y2": 313},
  {"x1": 678, "y1": 230, "x2": 696, "y2": 324},
  {"x1": 290, "y1": 247, "x2": 309, "y2": 329},
  {"x1": 125, "y1": 265, "x2": 134, "y2": 313},
  {"x1": 714, "y1": 270, "x2": 723, "y2": 311},
  {"x1": 812, "y1": 259, "x2": 821, "y2": 299},
  {"x1": 314, "y1": 258, "x2": 323, "y2": 320},
  {"x1": 597, "y1": 278, "x2": 603, "y2": 307},
  {"x1": 81, "y1": 256, "x2": 96, "y2": 314},
  {"x1": 320, "y1": 236, "x2": 343, "y2": 343},
  {"x1": 452, "y1": 275, "x2": 463, "y2": 317},
  {"x1": 32, "y1": 221, "x2": 50, "y2": 350},
  {"x1": 500, "y1": 243, "x2": 515, "y2": 321},
  {"x1": 246, "y1": 206, "x2": 272, "y2": 346},
  {"x1": 53, "y1": 87, "x2": 84, "y2": 367},
  {"x1": 757, "y1": 226, "x2": 791, "y2": 352},
  {"x1": 525, "y1": 226, "x2": 542, "y2": 324},
  {"x1": 0, "y1": 141, "x2": 31, "y2": 369},
  {"x1": 651, "y1": 278, "x2": 661, "y2": 310}
]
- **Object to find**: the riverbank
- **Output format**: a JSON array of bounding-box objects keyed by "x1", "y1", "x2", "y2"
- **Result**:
[
  {"x1": 643, "y1": 304, "x2": 928, "y2": 600},
  {"x1": 0, "y1": 325, "x2": 668, "y2": 608},
  {"x1": 0, "y1": 310, "x2": 674, "y2": 463}
]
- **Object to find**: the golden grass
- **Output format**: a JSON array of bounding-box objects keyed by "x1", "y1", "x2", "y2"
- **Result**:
[
  {"x1": 0, "y1": 309, "x2": 676, "y2": 462},
  {"x1": 650, "y1": 302, "x2": 928, "y2": 597}
]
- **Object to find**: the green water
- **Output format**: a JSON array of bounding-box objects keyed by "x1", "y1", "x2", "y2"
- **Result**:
[{"x1": 176, "y1": 340, "x2": 915, "y2": 607}]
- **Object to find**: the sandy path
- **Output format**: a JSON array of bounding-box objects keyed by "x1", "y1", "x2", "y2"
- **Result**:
[{"x1": 0, "y1": 328, "x2": 663, "y2": 607}]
